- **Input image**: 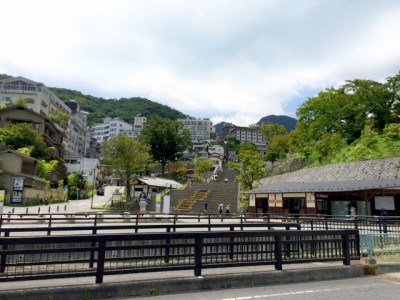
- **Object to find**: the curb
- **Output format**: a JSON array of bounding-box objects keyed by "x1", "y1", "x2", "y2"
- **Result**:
[{"x1": 0, "y1": 265, "x2": 366, "y2": 300}]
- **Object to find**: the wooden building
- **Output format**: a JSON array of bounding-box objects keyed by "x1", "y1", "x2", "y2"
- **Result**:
[{"x1": 246, "y1": 157, "x2": 400, "y2": 217}]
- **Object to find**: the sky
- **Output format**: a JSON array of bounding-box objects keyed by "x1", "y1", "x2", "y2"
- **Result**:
[{"x1": 1, "y1": 0, "x2": 400, "y2": 126}]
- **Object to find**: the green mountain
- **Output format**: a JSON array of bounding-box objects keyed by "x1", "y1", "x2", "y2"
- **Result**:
[
  {"x1": 214, "y1": 115, "x2": 297, "y2": 134},
  {"x1": 50, "y1": 87, "x2": 190, "y2": 126},
  {"x1": 257, "y1": 115, "x2": 297, "y2": 132}
]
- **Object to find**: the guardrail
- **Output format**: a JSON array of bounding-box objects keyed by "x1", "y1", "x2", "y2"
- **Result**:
[
  {"x1": 0, "y1": 222, "x2": 301, "y2": 237},
  {"x1": 0, "y1": 229, "x2": 359, "y2": 284},
  {"x1": 1, "y1": 212, "x2": 399, "y2": 234}
]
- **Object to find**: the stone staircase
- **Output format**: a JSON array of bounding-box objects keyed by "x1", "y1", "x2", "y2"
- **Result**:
[
  {"x1": 173, "y1": 189, "x2": 210, "y2": 212},
  {"x1": 168, "y1": 167, "x2": 239, "y2": 214}
]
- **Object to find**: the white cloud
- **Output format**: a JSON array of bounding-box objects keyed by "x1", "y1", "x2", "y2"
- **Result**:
[{"x1": 1, "y1": 0, "x2": 400, "y2": 126}]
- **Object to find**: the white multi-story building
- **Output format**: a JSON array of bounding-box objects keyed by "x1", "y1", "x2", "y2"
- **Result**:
[
  {"x1": 219, "y1": 124, "x2": 264, "y2": 144},
  {"x1": 0, "y1": 76, "x2": 71, "y2": 116},
  {"x1": 64, "y1": 157, "x2": 101, "y2": 186},
  {"x1": 92, "y1": 117, "x2": 133, "y2": 142},
  {"x1": 119, "y1": 113, "x2": 147, "y2": 140},
  {"x1": 133, "y1": 113, "x2": 147, "y2": 138},
  {"x1": 178, "y1": 118, "x2": 215, "y2": 142},
  {"x1": 65, "y1": 100, "x2": 88, "y2": 156}
]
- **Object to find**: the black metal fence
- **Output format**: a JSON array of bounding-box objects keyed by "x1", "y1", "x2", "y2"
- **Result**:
[
  {"x1": 0, "y1": 222, "x2": 301, "y2": 237},
  {"x1": 0, "y1": 229, "x2": 359, "y2": 284}
]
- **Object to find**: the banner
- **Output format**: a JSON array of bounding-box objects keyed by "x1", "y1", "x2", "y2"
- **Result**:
[
  {"x1": 12, "y1": 177, "x2": 24, "y2": 203},
  {"x1": 0, "y1": 190, "x2": 4, "y2": 214}
]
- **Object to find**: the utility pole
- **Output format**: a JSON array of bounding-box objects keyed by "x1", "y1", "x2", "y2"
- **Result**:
[{"x1": 91, "y1": 167, "x2": 96, "y2": 209}]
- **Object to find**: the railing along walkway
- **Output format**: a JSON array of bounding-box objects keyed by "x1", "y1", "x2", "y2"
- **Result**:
[{"x1": 0, "y1": 229, "x2": 360, "y2": 284}]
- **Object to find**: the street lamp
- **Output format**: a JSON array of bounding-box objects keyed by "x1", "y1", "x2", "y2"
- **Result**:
[{"x1": 91, "y1": 168, "x2": 96, "y2": 209}]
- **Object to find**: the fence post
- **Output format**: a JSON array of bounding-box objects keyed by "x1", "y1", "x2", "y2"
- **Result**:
[
  {"x1": 0, "y1": 232, "x2": 10, "y2": 273},
  {"x1": 165, "y1": 228, "x2": 171, "y2": 264},
  {"x1": 194, "y1": 236, "x2": 203, "y2": 277},
  {"x1": 47, "y1": 215, "x2": 52, "y2": 236},
  {"x1": 274, "y1": 235, "x2": 283, "y2": 270},
  {"x1": 135, "y1": 214, "x2": 139, "y2": 233},
  {"x1": 90, "y1": 218, "x2": 98, "y2": 268},
  {"x1": 95, "y1": 239, "x2": 106, "y2": 284},
  {"x1": 383, "y1": 219, "x2": 388, "y2": 234},
  {"x1": 342, "y1": 234, "x2": 351, "y2": 265},
  {"x1": 229, "y1": 227, "x2": 234, "y2": 260},
  {"x1": 173, "y1": 215, "x2": 177, "y2": 232}
]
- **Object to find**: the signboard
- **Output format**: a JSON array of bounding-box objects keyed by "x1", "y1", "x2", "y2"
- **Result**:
[
  {"x1": 156, "y1": 193, "x2": 161, "y2": 203},
  {"x1": 0, "y1": 190, "x2": 5, "y2": 214},
  {"x1": 375, "y1": 196, "x2": 395, "y2": 210},
  {"x1": 163, "y1": 195, "x2": 170, "y2": 214},
  {"x1": 12, "y1": 177, "x2": 24, "y2": 203}
]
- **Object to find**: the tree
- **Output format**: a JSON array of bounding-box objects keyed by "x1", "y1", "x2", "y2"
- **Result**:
[
  {"x1": 265, "y1": 135, "x2": 289, "y2": 166},
  {"x1": 0, "y1": 123, "x2": 51, "y2": 160},
  {"x1": 101, "y1": 135, "x2": 152, "y2": 201},
  {"x1": 67, "y1": 171, "x2": 90, "y2": 200},
  {"x1": 48, "y1": 109, "x2": 70, "y2": 129},
  {"x1": 140, "y1": 116, "x2": 192, "y2": 175},
  {"x1": 36, "y1": 159, "x2": 59, "y2": 180},
  {"x1": 258, "y1": 123, "x2": 287, "y2": 147},
  {"x1": 227, "y1": 147, "x2": 267, "y2": 191},
  {"x1": 193, "y1": 157, "x2": 213, "y2": 181},
  {"x1": 17, "y1": 146, "x2": 59, "y2": 180},
  {"x1": 224, "y1": 135, "x2": 241, "y2": 151},
  {"x1": 166, "y1": 161, "x2": 187, "y2": 180}
]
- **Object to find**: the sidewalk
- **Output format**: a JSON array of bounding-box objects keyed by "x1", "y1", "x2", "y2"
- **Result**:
[{"x1": 1, "y1": 260, "x2": 400, "y2": 300}]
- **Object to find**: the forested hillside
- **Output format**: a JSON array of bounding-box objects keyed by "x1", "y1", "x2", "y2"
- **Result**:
[
  {"x1": 258, "y1": 115, "x2": 297, "y2": 132},
  {"x1": 286, "y1": 71, "x2": 400, "y2": 166},
  {"x1": 50, "y1": 88, "x2": 190, "y2": 126}
]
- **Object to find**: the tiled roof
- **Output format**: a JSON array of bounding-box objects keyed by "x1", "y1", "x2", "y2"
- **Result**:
[
  {"x1": 249, "y1": 178, "x2": 400, "y2": 194},
  {"x1": 260, "y1": 157, "x2": 400, "y2": 184},
  {"x1": 249, "y1": 157, "x2": 400, "y2": 194}
]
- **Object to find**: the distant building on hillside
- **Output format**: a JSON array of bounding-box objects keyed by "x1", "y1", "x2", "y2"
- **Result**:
[
  {"x1": 91, "y1": 117, "x2": 133, "y2": 142},
  {"x1": 133, "y1": 113, "x2": 147, "y2": 137},
  {"x1": 0, "y1": 76, "x2": 71, "y2": 117},
  {"x1": 64, "y1": 100, "x2": 88, "y2": 157},
  {"x1": 219, "y1": 123, "x2": 264, "y2": 144},
  {"x1": 178, "y1": 118, "x2": 215, "y2": 142}
]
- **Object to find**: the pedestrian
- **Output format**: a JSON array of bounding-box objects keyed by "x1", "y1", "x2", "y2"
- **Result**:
[
  {"x1": 44, "y1": 193, "x2": 49, "y2": 205},
  {"x1": 204, "y1": 201, "x2": 208, "y2": 213},
  {"x1": 218, "y1": 204, "x2": 223, "y2": 216},
  {"x1": 225, "y1": 205, "x2": 230, "y2": 216}
]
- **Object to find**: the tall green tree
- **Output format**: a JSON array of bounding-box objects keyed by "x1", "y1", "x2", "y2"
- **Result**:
[
  {"x1": 265, "y1": 134, "x2": 289, "y2": 166},
  {"x1": 140, "y1": 116, "x2": 192, "y2": 175},
  {"x1": 193, "y1": 157, "x2": 213, "y2": 181},
  {"x1": 227, "y1": 147, "x2": 267, "y2": 191},
  {"x1": 101, "y1": 135, "x2": 152, "y2": 201},
  {"x1": 258, "y1": 123, "x2": 287, "y2": 147}
]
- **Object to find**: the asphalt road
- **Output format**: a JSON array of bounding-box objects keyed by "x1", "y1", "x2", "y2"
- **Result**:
[{"x1": 117, "y1": 276, "x2": 400, "y2": 300}]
